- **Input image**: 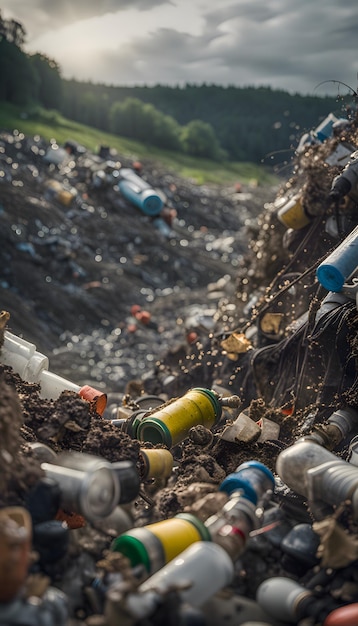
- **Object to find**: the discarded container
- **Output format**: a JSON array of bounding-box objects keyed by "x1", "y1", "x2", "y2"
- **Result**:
[
  {"x1": 330, "y1": 149, "x2": 358, "y2": 203},
  {"x1": 41, "y1": 457, "x2": 120, "y2": 522},
  {"x1": 276, "y1": 439, "x2": 358, "y2": 520},
  {"x1": 256, "y1": 577, "x2": 314, "y2": 623},
  {"x1": 78, "y1": 384, "x2": 107, "y2": 415},
  {"x1": 280, "y1": 523, "x2": 320, "y2": 569},
  {"x1": 139, "y1": 448, "x2": 174, "y2": 480},
  {"x1": 111, "y1": 512, "x2": 211, "y2": 574},
  {"x1": 277, "y1": 194, "x2": 312, "y2": 230},
  {"x1": 118, "y1": 168, "x2": 164, "y2": 216},
  {"x1": 323, "y1": 603, "x2": 358, "y2": 626},
  {"x1": 316, "y1": 224, "x2": 358, "y2": 291},
  {"x1": 219, "y1": 460, "x2": 275, "y2": 504},
  {"x1": 2, "y1": 330, "x2": 49, "y2": 381},
  {"x1": 43, "y1": 144, "x2": 68, "y2": 165},
  {"x1": 1, "y1": 330, "x2": 107, "y2": 411},
  {"x1": 56, "y1": 452, "x2": 139, "y2": 504},
  {"x1": 204, "y1": 491, "x2": 258, "y2": 559},
  {"x1": 0, "y1": 507, "x2": 32, "y2": 602},
  {"x1": 134, "y1": 542, "x2": 234, "y2": 611},
  {"x1": 137, "y1": 387, "x2": 222, "y2": 448},
  {"x1": 38, "y1": 368, "x2": 81, "y2": 399},
  {"x1": 44, "y1": 179, "x2": 77, "y2": 206},
  {"x1": 314, "y1": 113, "x2": 341, "y2": 142}
]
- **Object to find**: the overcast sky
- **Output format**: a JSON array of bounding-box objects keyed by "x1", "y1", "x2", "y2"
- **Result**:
[{"x1": 1, "y1": 0, "x2": 358, "y2": 96}]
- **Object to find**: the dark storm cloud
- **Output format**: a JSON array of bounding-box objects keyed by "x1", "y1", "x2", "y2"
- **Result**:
[
  {"x1": 86, "y1": 0, "x2": 356, "y2": 94},
  {"x1": 2, "y1": 0, "x2": 358, "y2": 94}
]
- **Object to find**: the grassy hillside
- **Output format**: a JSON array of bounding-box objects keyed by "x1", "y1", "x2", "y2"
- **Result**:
[{"x1": 0, "y1": 102, "x2": 279, "y2": 186}]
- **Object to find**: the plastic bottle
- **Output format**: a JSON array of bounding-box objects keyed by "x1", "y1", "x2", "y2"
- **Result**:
[
  {"x1": 1, "y1": 330, "x2": 107, "y2": 413},
  {"x1": 256, "y1": 577, "x2": 314, "y2": 623},
  {"x1": 316, "y1": 224, "x2": 358, "y2": 292},
  {"x1": 41, "y1": 458, "x2": 120, "y2": 522},
  {"x1": 276, "y1": 439, "x2": 358, "y2": 519},
  {"x1": 137, "y1": 387, "x2": 222, "y2": 448},
  {"x1": 128, "y1": 542, "x2": 234, "y2": 616},
  {"x1": 204, "y1": 491, "x2": 258, "y2": 559},
  {"x1": 118, "y1": 168, "x2": 164, "y2": 216},
  {"x1": 2, "y1": 330, "x2": 49, "y2": 382},
  {"x1": 219, "y1": 461, "x2": 275, "y2": 504},
  {"x1": 111, "y1": 512, "x2": 211, "y2": 575}
]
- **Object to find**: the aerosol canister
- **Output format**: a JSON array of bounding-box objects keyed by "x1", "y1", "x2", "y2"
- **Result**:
[
  {"x1": 111, "y1": 512, "x2": 211, "y2": 575},
  {"x1": 137, "y1": 387, "x2": 222, "y2": 448},
  {"x1": 277, "y1": 194, "x2": 312, "y2": 230}
]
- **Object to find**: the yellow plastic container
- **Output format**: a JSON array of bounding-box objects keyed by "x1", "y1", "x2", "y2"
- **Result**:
[
  {"x1": 140, "y1": 448, "x2": 174, "y2": 480},
  {"x1": 111, "y1": 513, "x2": 211, "y2": 574},
  {"x1": 137, "y1": 388, "x2": 222, "y2": 448},
  {"x1": 277, "y1": 195, "x2": 311, "y2": 230}
]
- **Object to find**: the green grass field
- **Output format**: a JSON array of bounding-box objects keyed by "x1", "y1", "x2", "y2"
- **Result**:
[{"x1": 0, "y1": 102, "x2": 279, "y2": 186}]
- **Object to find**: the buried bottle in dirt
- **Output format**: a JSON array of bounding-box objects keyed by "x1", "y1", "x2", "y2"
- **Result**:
[
  {"x1": 1, "y1": 330, "x2": 107, "y2": 413},
  {"x1": 137, "y1": 387, "x2": 222, "y2": 448},
  {"x1": 111, "y1": 512, "x2": 211, "y2": 575}
]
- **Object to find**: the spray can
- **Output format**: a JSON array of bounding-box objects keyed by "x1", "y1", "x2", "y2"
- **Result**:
[
  {"x1": 137, "y1": 387, "x2": 222, "y2": 448},
  {"x1": 316, "y1": 224, "x2": 358, "y2": 292},
  {"x1": 277, "y1": 194, "x2": 312, "y2": 230},
  {"x1": 111, "y1": 512, "x2": 211, "y2": 574}
]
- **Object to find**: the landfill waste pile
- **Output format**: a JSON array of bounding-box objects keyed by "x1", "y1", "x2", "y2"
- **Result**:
[{"x1": 2, "y1": 105, "x2": 358, "y2": 626}]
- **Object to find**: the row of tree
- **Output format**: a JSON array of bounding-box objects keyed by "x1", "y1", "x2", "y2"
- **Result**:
[{"x1": 0, "y1": 12, "x2": 354, "y2": 163}]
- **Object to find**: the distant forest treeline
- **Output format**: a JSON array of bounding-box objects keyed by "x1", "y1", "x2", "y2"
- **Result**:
[{"x1": 0, "y1": 12, "x2": 354, "y2": 163}]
